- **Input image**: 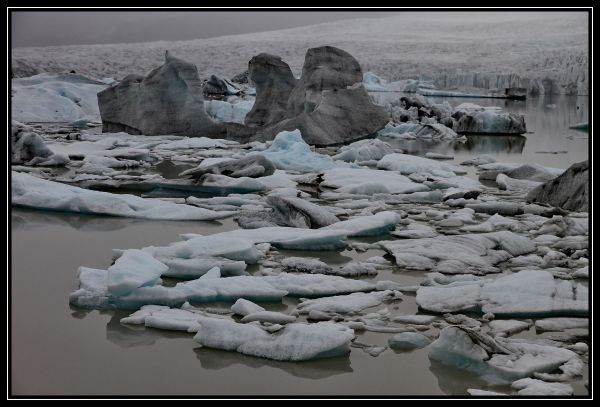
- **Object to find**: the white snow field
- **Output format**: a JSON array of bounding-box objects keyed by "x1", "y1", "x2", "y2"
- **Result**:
[{"x1": 12, "y1": 12, "x2": 588, "y2": 94}]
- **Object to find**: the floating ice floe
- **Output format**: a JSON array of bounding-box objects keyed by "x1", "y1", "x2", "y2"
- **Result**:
[
  {"x1": 324, "y1": 211, "x2": 401, "y2": 237},
  {"x1": 416, "y1": 270, "x2": 588, "y2": 317},
  {"x1": 378, "y1": 122, "x2": 458, "y2": 140},
  {"x1": 11, "y1": 121, "x2": 69, "y2": 166},
  {"x1": 511, "y1": 378, "x2": 574, "y2": 396},
  {"x1": 295, "y1": 291, "x2": 400, "y2": 315},
  {"x1": 534, "y1": 318, "x2": 588, "y2": 332},
  {"x1": 70, "y1": 267, "x2": 375, "y2": 310},
  {"x1": 388, "y1": 332, "x2": 432, "y2": 350},
  {"x1": 253, "y1": 130, "x2": 344, "y2": 172},
  {"x1": 11, "y1": 171, "x2": 235, "y2": 221},
  {"x1": 429, "y1": 326, "x2": 579, "y2": 383},
  {"x1": 193, "y1": 319, "x2": 354, "y2": 361},
  {"x1": 332, "y1": 139, "x2": 394, "y2": 163},
  {"x1": 321, "y1": 167, "x2": 429, "y2": 196},
  {"x1": 381, "y1": 231, "x2": 536, "y2": 275},
  {"x1": 377, "y1": 153, "x2": 466, "y2": 177},
  {"x1": 231, "y1": 298, "x2": 265, "y2": 316},
  {"x1": 11, "y1": 73, "x2": 107, "y2": 122},
  {"x1": 204, "y1": 99, "x2": 254, "y2": 124},
  {"x1": 488, "y1": 320, "x2": 531, "y2": 337}
]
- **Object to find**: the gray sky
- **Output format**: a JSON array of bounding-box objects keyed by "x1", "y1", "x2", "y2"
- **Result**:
[{"x1": 11, "y1": 11, "x2": 400, "y2": 48}]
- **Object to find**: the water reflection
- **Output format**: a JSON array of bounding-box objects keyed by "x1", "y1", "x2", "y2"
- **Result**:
[
  {"x1": 428, "y1": 359, "x2": 505, "y2": 395},
  {"x1": 11, "y1": 207, "x2": 227, "y2": 232},
  {"x1": 387, "y1": 135, "x2": 526, "y2": 157},
  {"x1": 193, "y1": 347, "x2": 353, "y2": 380}
]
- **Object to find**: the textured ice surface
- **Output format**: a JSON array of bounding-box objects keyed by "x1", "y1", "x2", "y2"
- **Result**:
[
  {"x1": 241, "y1": 311, "x2": 297, "y2": 324},
  {"x1": 296, "y1": 291, "x2": 399, "y2": 315},
  {"x1": 381, "y1": 231, "x2": 535, "y2": 275},
  {"x1": 377, "y1": 153, "x2": 466, "y2": 176},
  {"x1": 417, "y1": 270, "x2": 588, "y2": 317},
  {"x1": 332, "y1": 138, "x2": 394, "y2": 163},
  {"x1": 429, "y1": 326, "x2": 578, "y2": 383},
  {"x1": 378, "y1": 122, "x2": 458, "y2": 140},
  {"x1": 107, "y1": 249, "x2": 167, "y2": 296},
  {"x1": 193, "y1": 319, "x2": 354, "y2": 361},
  {"x1": 534, "y1": 318, "x2": 588, "y2": 332},
  {"x1": 12, "y1": 171, "x2": 234, "y2": 220},
  {"x1": 254, "y1": 130, "x2": 341, "y2": 172},
  {"x1": 231, "y1": 298, "x2": 265, "y2": 316},
  {"x1": 204, "y1": 99, "x2": 254, "y2": 124},
  {"x1": 70, "y1": 268, "x2": 375, "y2": 310},
  {"x1": 388, "y1": 332, "x2": 432, "y2": 350},
  {"x1": 324, "y1": 211, "x2": 401, "y2": 237},
  {"x1": 11, "y1": 73, "x2": 107, "y2": 122},
  {"x1": 511, "y1": 378, "x2": 574, "y2": 396},
  {"x1": 321, "y1": 167, "x2": 429, "y2": 195}
]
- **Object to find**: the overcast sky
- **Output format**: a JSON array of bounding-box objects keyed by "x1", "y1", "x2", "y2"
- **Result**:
[{"x1": 11, "y1": 11, "x2": 400, "y2": 48}]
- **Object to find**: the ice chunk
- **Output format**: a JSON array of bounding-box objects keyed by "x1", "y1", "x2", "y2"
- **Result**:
[
  {"x1": 120, "y1": 305, "x2": 229, "y2": 332},
  {"x1": 12, "y1": 73, "x2": 107, "y2": 122},
  {"x1": 231, "y1": 299, "x2": 265, "y2": 317},
  {"x1": 254, "y1": 130, "x2": 341, "y2": 172},
  {"x1": 321, "y1": 167, "x2": 429, "y2": 195},
  {"x1": 324, "y1": 211, "x2": 401, "y2": 236},
  {"x1": 511, "y1": 378, "x2": 573, "y2": 396},
  {"x1": 296, "y1": 291, "x2": 399, "y2": 315},
  {"x1": 466, "y1": 389, "x2": 506, "y2": 396},
  {"x1": 281, "y1": 257, "x2": 333, "y2": 274},
  {"x1": 11, "y1": 122, "x2": 69, "y2": 166},
  {"x1": 70, "y1": 269, "x2": 375, "y2": 310},
  {"x1": 417, "y1": 270, "x2": 588, "y2": 317},
  {"x1": 430, "y1": 326, "x2": 578, "y2": 383},
  {"x1": 241, "y1": 311, "x2": 297, "y2": 324},
  {"x1": 332, "y1": 139, "x2": 394, "y2": 163},
  {"x1": 488, "y1": 320, "x2": 531, "y2": 336},
  {"x1": 153, "y1": 137, "x2": 230, "y2": 150},
  {"x1": 378, "y1": 122, "x2": 458, "y2": 140},
  {"x1": 381, "y1": 231, "x2": 535, "y2": 275},
  {"x1": 388, "y1": 332, "x2": 432, "y2": 350},
  {"x1": 534, "y1": 318, "x2": 588, "y2": 332},
  {"x1": 204, "y1": 99, "x2": 254, "y2": 124},
  {"x1": 392, "y1": 314, "x2": 437, "y2": 325},
  {"x1": 107, "y1": 249, "x2": 168, "y2": 296},
  {"x1": 12, "y1": 171, "x2": 234, "y2": 221},
  {"x1": 193, "y1": 319, "x2": 354, "y2": 361},
  {"x1": 157, "y1": 256, "x2": 247, "y2": 278},
  {"x1": 377, "y1": 153, "x2": 466, "y2": 176},
  {"x1": 496, "y1": 173, "x2": 542, "y2": 193}
]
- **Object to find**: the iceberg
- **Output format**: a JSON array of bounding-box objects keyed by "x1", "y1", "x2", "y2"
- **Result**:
[
  {"x1": 332, "y1": 139, "x2": 394, "y2": 163},
  {"x1": 377, "y1": 153, "x2": 466, "y2": 176},
  {"x1": 11, "y1": 171, "x2": 235, "y2": 221},
  {"x1": 107, "y1": 249, "x2": 167, "y2": 296},
  {"x1": 388, "y1": 332, "x2": 432, "y2": 350},
  {"x1": 70, "y1": 267, "x2": 375, "y2": 310},
  {"x1": 381, "y1": 231, "x2": 536, "y2": 275},
  {"x1": 204, "y1": 99, "x2": 254, "y2": 124},
  {"x1": 253, "y1": 130, "x2": 341, "y2": 172},
  {"x1": 378, "y1": 122, "x2": 458, "y2": 140},
  {"x1": 416, "y1": 270, "x2": 588, "y2": 317},
  {"x1": 324, "y1": 211, "x2": 402, "y2": 237},
  {"x1": 511, "y1": 378, "x2": 573, "y2": 396},
  {"x1": 11, "y1": 73, "x2": 107, "y2": 122},
  {"x1": 193, "y1": 319, "x2": 354, "y2": 361},
  {"x1": 321, "y1": 167, "x2": 429, "y2": 195},
  {"x1": 296, "y1": 291, "x2": 400, "y2": 315}
]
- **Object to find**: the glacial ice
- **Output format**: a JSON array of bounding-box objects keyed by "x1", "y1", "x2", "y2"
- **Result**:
[
  {"x1": 324, "y1": 211, "x2": 402, "y2": 237},
  {"x1": 193, "y1": 319, "x2": 354, "y2": 361},
  {"x1": 377, "y1": 153, "x2": 466, "y2": 176},
  {"x1": 378, "y1": 122, "x2": 458, "y2": 140},
  {"x1": 511, "y1": 378, "x2": 574, "y2": 396},
  {"x1": 204, "y1": 99, "x2": 254, "y2": 124},
  {"x1": 241, "y1": 311, "x2": 297, "y2": 324},
  {"x1": 381, "y1": 231, "x2": 536, "y2": 275},
  {"x1": 231, "y1": 298, "x2": 266, "y2": 317},
  {"x1": 296, "y1": 291, "x2": 400, "y2": 315},
  {"x1": 332, "y1": 139, "x2": 394, "y2": 163},
  {"x1": 11, "y1": 73, "x2": 107, "y2": 122},
  {"x1": 70, "y1": 267, "x2": 375, "y2": 310},
  {"x1": 388, "y1": 332, "x2": 432, "y2": 350},
  {"x1": 429, "y1": 326, "x2": 578, "y2": 383},
  {"x1": 107, "y1": 249, "x2": 167, "y2": 296},
  {"x1": 321, "y1": 167, "x2": 429, "y2": 195},
  {"x1": 253, "y1": 130, "x2": 341, "y2": 172},
  {"x1": 534, "y1": 318, "x2": 588, "y2": 332},
  {"x1": 416, "y1": 270, "x2": 588, "y2": 317},
  {"x1": 11, "y1": 171, "x2": 235, "y2": 221}
]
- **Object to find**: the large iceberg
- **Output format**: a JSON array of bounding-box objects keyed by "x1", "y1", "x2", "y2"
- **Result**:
[
  {"x1": 11, "y1": 73, "x2": 107, "y2": 122},
  {"x1": 12, "y1": 171, "x2": 234, "y2": 221}
]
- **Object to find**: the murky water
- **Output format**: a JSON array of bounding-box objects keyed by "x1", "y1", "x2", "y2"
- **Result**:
[{"x1": 10, "y1": 96, "x2": 589, "y2": 396}]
